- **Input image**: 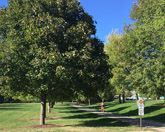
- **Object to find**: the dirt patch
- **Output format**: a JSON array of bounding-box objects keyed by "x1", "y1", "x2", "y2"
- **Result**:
[
  {"x1": 24, "y1": 124, "x2": 65, "y2": 128},
  {"x1": 30, "y1": 117, "x2": 60, "y2": 121}
]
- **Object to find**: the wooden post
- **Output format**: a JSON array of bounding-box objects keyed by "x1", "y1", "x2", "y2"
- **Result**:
[{"x1": 140, "y1": 115, "x2": 142, "y2": 130}]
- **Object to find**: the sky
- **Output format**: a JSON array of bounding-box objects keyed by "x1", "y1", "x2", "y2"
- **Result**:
[{"x1": 0, "y1": 0, "x2": 137, "y2": 43}]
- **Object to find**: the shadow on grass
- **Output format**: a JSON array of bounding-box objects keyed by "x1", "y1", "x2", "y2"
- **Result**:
[
  {"x1": 60, "y1": 105, "x2": 130, "y2": 127},
  {"x1": 54, "y1": 106, "x2": 86, "y2": 114},
  {"x1": 63, "y1": 113, "x2": 100, "y2": 119},
  {"x1": 0, "y1": 107, "x2": 22, "y2": 111},
  {"x1": 120, "y1": 105, "x2": 163, "y2": 117},
  {"x1": 0, "y1": 104, "x2": 23, "y2": 111},
  {"x1": 104, "y1": 103, "x2": 164, "y2": 117},
  {"x1": 64, "y1": 112, "x2": 130, "y2": 127},
  {"x1": 0, "y1": 103, "x2": 23, "y2": 107},
  {"x1": 76, "y1": 118, "x2": 129, "y2": 127},
  {"x1": 144, "y1": 113, "x2": 165, "y2": 123},
  {"x1": 84, "y1": 105, "x2": 100, "y2": 110},
  {"x1": 84, "y1": 102, "x2": 121, "y2": 110},
  {"x1": 53, "y1": 105, "x2": 74, "y2": 110},
  {"x1": 107, "y1": 106, "x2": 130, "y2": 113},
  {"x1": 144, "y1": 105, "x2": 164, "y2": 114},
  {"x1": 59, "y1": 110, "x2": 87, "y2": 114}
]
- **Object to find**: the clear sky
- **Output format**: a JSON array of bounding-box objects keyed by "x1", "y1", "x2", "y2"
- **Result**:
[{"x1": 0, "y1": 0, "x2": 137, "y2": 43}]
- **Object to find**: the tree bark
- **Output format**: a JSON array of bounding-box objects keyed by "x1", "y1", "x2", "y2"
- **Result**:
[
  {"x1": 51, "y1": 102, "x2": 54, "y2": 108},
  {"x1": 122, "y1": 93, "x2": 125, "y2": 103},
  {"x1": 88, "y1": 99, "x2": 91, "y2": 105},
  {"x1": 40, "y1": 92, "x2": 46, "y2": 125},
  {"x1": 48, "y1": 101, "x2": 51, "y2": 113},
  {"x1": 136, "y1": 93, "x2": 139, "y2": 100},
  {"x1": 119, "y1": 94, "x2": 122, "y2": 104}
]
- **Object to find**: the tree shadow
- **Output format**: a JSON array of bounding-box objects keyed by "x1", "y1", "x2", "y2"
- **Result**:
[
  {"x1": 59, "y1": 110, "x2": 86, "y2": 114},
  {"x1": 107, "y1": 106, "x2": 130, "y2": 113},
  {"x1": 120, "y1": 105, "x2": 164, "y2": 117},
  {"x1": 76, "y1": 117, "x2": 130, "y2": 127},
  {"x1": 0, "y1": 103, "x2": 23, "y2": 107},
  {"x1": 144, "y1": 113, "x2": 165, "y2": 123},
  {"x1": 54, "y1": 106, "x2": 86, "y2": 114},
  {"x1": 0, "y1": 107, "x2": 22, "y2": 111},
  {"x1": 144, "y1": 105, "x2": 164, "y2": 114},
  {"x1": 0, "y1": 103, "x2": 23, "y2": 111},
  {"x1": 84, "y1": 105, "x2": 100, "y2": 110},
  {"x1": 53, "y1": 106, "x2": 72, "y2": 109},
  {"x1": 121, "y1": 109, "x2": 138, "y2": 116},
  {"x1": 64, "y1": 112, "x2": 130, "y2": 127},
  {"x1": 84, "y1": 102, "x2": 121, "y2": 111},
  {"x1": 63, "y1": 113, "x2": 100, "y2": 119}
]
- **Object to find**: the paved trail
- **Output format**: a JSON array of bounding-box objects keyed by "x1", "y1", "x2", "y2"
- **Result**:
[{"x1": 71, "y1": 104, "x2": 165, "y2": 132}]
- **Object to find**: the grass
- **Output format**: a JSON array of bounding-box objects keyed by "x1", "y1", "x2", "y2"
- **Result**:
[
  {"x1": 0, "y1": 102, "x2": 156, "y2": 132},
  {"x1": 82, "y1": 100, "x2": 165, "y2": 123}
]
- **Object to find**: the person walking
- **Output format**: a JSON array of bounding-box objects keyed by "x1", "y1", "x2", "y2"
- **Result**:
[{"x1": 101, "y1": 101, "x2": 104, "y2": 112}]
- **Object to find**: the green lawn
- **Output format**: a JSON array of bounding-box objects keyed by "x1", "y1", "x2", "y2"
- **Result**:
[
  {"x1": 82, "y1": 100, "x2": 165, "y2": 123},
  {"x1": 0, "y1": 103, "x2": 155, "y2": 132}
]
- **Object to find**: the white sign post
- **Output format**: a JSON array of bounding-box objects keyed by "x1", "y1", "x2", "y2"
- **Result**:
[{"x1": 137, "y1": 100, "x2": 145, "y2": 130}]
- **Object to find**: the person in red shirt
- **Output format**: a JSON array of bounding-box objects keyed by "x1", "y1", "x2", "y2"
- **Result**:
[{"x1": 101, "y1": 101, "x2": 104, "y2": 112}]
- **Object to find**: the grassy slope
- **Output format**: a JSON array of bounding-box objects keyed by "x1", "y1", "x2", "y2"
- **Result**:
[
  {"x1": 0, "y1": 103, "x2": 154, "y2": 132},
  {"x1": 83, "y1": 100, "x2": 165, "y2": 123}
]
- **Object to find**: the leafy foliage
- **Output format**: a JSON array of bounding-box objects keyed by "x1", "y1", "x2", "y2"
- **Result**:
[
  {"x1": 0, "y1": 0, "x2": 110, "y2": 124},
  {"x1": 105, "y1": 0, "x2": 165, "y2": 98}
]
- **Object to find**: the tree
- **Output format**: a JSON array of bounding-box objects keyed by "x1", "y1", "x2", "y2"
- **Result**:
[
  {"x1": 105, "y1": 31, "x2": 131, "y2": 103},
  {"x1": 76, "y1": 38, "x2": 110, "y2": 105},
  {"x1": 0, "y1": 0, "x2": 109, "y2": 125},
  {"x1": 105, "y1": 0, "x2": 165, "y2": 100},
  {"x1": 128, "y1": 0, "x2": 165, "y2": 98}
]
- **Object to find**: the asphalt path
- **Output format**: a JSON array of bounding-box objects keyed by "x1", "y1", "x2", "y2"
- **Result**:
[{"x1": 71, "y1": 104, "x2": 165, "y2": 132}]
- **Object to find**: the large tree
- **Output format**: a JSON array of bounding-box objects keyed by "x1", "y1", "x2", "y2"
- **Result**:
[
  {"x1": 105, "y1": 0, "x2": 165, "y2": 99},
  {"x1": 129, "y1": 0, "x2": 165, "y2": 98},
  {"x1": 105, "y1": 30, "x2": 133, "y2": 103},
  {"x1": 0, "y1": 0, "x2": 109, "y2": 125}
]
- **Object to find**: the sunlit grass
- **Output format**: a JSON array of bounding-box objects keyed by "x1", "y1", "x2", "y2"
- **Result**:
[
  {"x1": 83, "y1": 100, "x2": 165, "y2": 123},
  {"x1": 0, "y1": 102, "x2": 156, "y2": 132}
]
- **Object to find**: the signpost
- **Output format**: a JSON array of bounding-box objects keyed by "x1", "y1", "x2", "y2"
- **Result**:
[{"x1": 137, "y1": 99, "x2": 145, "y2": 130}]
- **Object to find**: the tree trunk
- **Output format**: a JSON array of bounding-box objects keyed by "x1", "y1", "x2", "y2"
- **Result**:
[
  {"x1": 40, "y1": 92, "x2": 46, "y2": 125},
  {"x1": 119, "y1": 94, "x2": 122, "y2": 104},
  {"x1": 44, "y1": 98, "x2": 46, "y2": 118},
  {"x1": 122, "y1": 86, "x2": 125, "y2": 103},
  {"x1": 136, "y1": 93, "x2": 139, "y2": 100},
  {"x1": 48, "y1": 101, "x2": 51, "y2": 113},
  {"x1": 122, "y1": 93, "x2": 125, "y2": 103},
  {"x1": 88, "y1": 99, "x2": 91, "y2": 105},
  {"x1": 51, "y1": 102, "x2": 54, "y2": 108}
]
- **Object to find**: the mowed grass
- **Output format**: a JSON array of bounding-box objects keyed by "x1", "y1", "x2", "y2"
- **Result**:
[
  {"x1": 83, "y1": 100, "x2": 165, "y2": 123},
  {"x1": 0, "y1": 103, "x2": 155, "y2": 132}
]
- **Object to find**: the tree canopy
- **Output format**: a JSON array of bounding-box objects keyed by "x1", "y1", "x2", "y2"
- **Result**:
[
  {"x1": 105, "y1": 0, "x2": 165, "y2": 99},
  {"x1": 0, "y1": 0, "x2": 109, "y2": 125}
]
